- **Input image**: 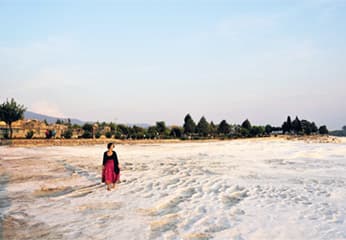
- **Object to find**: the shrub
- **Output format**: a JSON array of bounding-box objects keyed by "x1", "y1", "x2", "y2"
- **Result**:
[
  {"x1": 113, "y1": 132, "x2": 121, "y2": 139},
  {"x1": 63, "y1": 129, "x2": 73, "y2": 139},
  {"x1": 95, "y1": 131, "x2": 101, "y2": 139},
  {"x1": 3, "y1": 132, "x2": 9, "y2": 139},
  {"x1": 105, "y1": 131, "x2": 112, "y2": 138},
  {"x1": 82, "y1": 131, "x2": 93, "y2": 138},
  {"x1": 26, "y1": 130, "x2": 34, "y2": 139}
]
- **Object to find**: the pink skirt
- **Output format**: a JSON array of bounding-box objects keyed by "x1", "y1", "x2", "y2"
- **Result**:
[{"x1": 102, "y1": 160, "x2": 120, "y2": 184}]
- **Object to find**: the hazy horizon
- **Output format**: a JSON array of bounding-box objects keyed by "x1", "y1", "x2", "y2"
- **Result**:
[{"x1": 1, "y1": 1, "x2": 345, "y2": 129}]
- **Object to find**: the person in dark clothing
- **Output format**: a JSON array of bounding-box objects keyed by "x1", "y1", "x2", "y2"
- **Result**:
[{"x1": 102, "y1": 142, "x2": 120, "y2": 191}]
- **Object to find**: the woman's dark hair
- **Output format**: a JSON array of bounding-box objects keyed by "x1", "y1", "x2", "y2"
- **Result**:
[{"x1": 107, "y1": 142, "x2": 114, "y2": 149}]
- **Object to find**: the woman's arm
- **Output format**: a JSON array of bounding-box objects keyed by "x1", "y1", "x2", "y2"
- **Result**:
[
  {"x1": 102, "y1": 152, "x2": 107, "y2": 167},
  {"x1": 113, "y1": 151, "x2": 120, "y2": 173}
]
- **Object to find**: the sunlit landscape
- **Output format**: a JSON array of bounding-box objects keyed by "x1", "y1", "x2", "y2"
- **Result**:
[{"x1": 1, "y1": 138, "x2": 346, "y2": 239}]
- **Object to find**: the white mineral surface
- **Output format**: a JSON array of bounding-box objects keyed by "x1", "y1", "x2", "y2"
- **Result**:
[{"x1": 1, "y1": 138, "x2": 346, "y2": 239}]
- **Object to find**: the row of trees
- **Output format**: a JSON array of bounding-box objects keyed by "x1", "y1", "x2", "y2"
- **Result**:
[
  {"x1": 60, "y1": 117, "x2": 272, "y2": 140},
  {"x1": 282, "y1": 116, "x2": 328, "y2": 135},
  {"x1": 54, "y1": 114, "x2": 332, "y2": 140},
  {"x1": 182, "y1": 114, "x2": 274, "y2": 139},
  {"x1": 0, "y1": 98, "x2": 332, "y2": 140},
  {"x1": 79, "y1": 114, "x2": 328, "y2": 140}
]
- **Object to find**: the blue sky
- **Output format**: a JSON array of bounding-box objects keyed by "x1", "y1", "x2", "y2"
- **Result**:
[{"x1": 1, "y1": 0, "x2": 345, "y2": 129}]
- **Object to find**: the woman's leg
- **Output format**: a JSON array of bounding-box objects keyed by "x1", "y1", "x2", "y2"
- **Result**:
[
  {"x1": 106, "y1": 182, "x2": 111, "y2": 191},
  {"x1": 116, "y1": 172, "x2": 121, "y2": 183}
]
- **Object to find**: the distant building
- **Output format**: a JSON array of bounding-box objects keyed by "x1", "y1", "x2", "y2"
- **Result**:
[{"x1": 0, "y1": 119, "x2": 68, "y2": 139}]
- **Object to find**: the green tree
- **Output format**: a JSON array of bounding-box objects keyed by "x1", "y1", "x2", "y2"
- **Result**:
[
  {"x1": 183, "y1": 114, "x2": 196, "y2": 135},
  {"x1": 250, "y1": 126, "x2": 265, "y2": 137},
  {"x1": 286, "y1": 116, "x2": 292, "y2": 133},
  {"x1": 217, "y1": 120, "x2": 230, "y2": 135},
  {"x1": 240, "y1": 127, "x2": 250, "y2": 137},
  {"x1": 241, "y1": 119, "x2": 252, "y2": 130},
  {"x1": 117, "y1": 124, "x2": 130, "y2": 138},
  {"x1": 265, "y1": 124, "x2": 272, "y2": 135},
  {"x1": 156, "y1": 121, "x2": 167, "y2": 137},
  {"x1": 63, "y1": 129, "x2": 73, "y2": 139},
  {"x1": 282, "y1": 116, "x2": 292, "y2": 134},
  {"x1": 301, "y1": 120, "x2": 312, "y2": 135},
  {"x1": 282, "y1": 121, "x2": 288, "y2": 134},
  {"x1": 147, "y1": 126, "x2": 158, "y2": 139},
  {"x1": 82, "y1": 123, "x2": 93, "y2": 132},
  {"x1": 72, "y1": 124, "x2": 80, "y2": 129},
  {"x1": 132, "y1": 125, "x2": 145, "y2": 139},
  {"x1": 99, "y1": 121, "x2": 106, "y2": 129},
  {"x1": 109, "y1": 122, "x2": 116, "y2": 132},
  {"x1": 0, "y1": 98, "x2": 26, "y2": 139},
  {"x1": 311, "y1": 122, "x2": 318, "y2": 133},
  {"x1": 82, "y1": 123, "x2": 93, "y2": 138},
  {"x1": 319, "y1": 125, "x2": 328, "y2": 135},
  {"x1": 170, "y1": 127, "x2": 183, "y2": 138},
  {"x1": 292, "y1": 116, "x2": 302, "y2": 134},
  {"x1": 232, "y1": 125, "x2": 243, "y2": 138},
  {"x1": 196, "y1": 116, "x2": 210, "y2": 137},
  {"x1": 209, "y1": 121, "x2": 217, "y2": 136},
  {"x1": 258, "y1": 126, "x2": 265, "y2": 136}
]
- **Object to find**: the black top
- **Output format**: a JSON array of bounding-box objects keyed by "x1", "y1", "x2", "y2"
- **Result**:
[{"x1": 103, "y1": 151, "x2": 120, "y2": 174}]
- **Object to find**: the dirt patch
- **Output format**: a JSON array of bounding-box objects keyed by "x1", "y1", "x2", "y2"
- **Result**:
[
  {"x1": 77, "y1": 202, "x2": 123, "y2": 212},
  {"x1": 33, "y1": 186, "x2": 74, "y2": 198}
]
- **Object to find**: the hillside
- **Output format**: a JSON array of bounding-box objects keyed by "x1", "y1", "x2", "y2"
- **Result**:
[{"x1": 24, "y1": 111, "x2": 85, "y2": 125}]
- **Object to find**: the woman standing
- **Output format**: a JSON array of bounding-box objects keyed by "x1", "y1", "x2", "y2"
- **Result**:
[{"x1": 102, "y1": 142, "x2": 120, "y2": 191}]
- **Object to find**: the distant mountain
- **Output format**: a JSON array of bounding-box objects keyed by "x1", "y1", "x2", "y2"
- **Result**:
[
  {"x1": 24, "y1": 111, "x2": 85, "y2": 125},
  {"x1": 24, "y1": 111, "x2": 151, "y2": 128}
]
